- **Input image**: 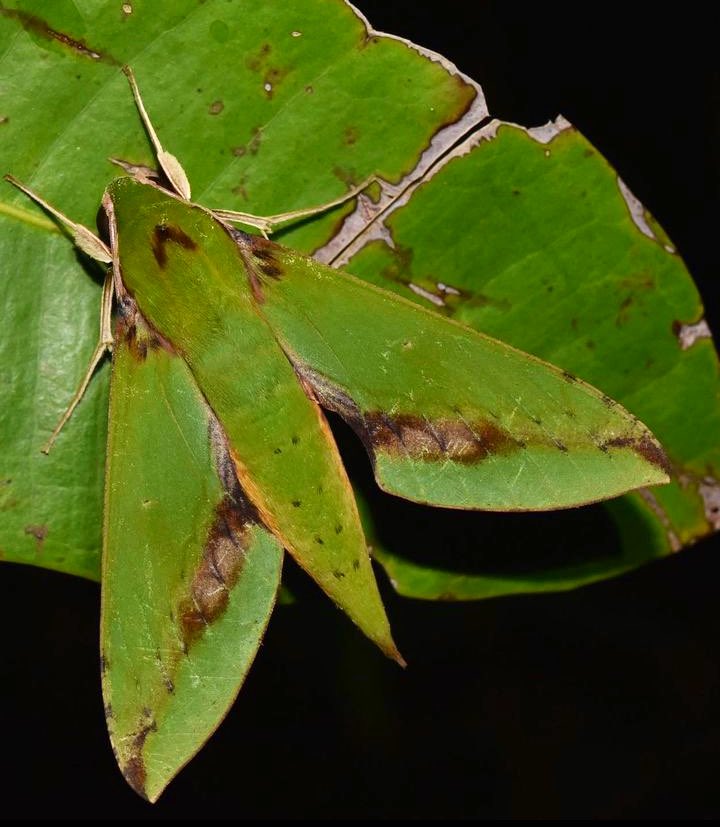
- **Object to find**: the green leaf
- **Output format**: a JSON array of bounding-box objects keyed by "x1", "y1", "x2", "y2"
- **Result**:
[
  {"x1": 0, "y1": 0, "x2": 717, "y2": 601},
  {"x1": 0, "y1": 0, "x2": 480, "y2": 579},
  {"x1": 341, "y1": 120, "x2": 720, "y2": 598},
  {"x1": 102, "y1": 309, "x2": 283, "y2": 802}
]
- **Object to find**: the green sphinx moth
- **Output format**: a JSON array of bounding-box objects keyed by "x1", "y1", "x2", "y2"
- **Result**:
[{"x1": 6, "y1": 67, "x2": 669, "y2": 801}]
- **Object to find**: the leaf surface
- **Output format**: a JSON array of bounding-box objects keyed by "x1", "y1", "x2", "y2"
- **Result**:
[
  {"x1": 0, "y1": 0, "x2": 480, "y2": 579},
  {"x1": 0, "y1": 1, "x2": 717, "y2": 599},
  {"x1": 340, "y1": 121, "x2": 720, "y2": 597}
]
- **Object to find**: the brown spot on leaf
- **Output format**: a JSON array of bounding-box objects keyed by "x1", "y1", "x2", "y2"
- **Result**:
[
  {"x1": 151, "y1": 223, "x2": 197, "y2": 268},
  {"x1": 343, "y1": 125, "x2": 360, "y2": 146},
  {"x1": 561, "y1": 370, "x2": 577, "y2": 383},
  {"x1": 209, "y1": 99, "x2": 224, "y2": 115},
  {"x1": 332, "y1": 166, "x2": 360, "y2": 188},
  {"x1": 0, "y1": 116, "x2": 8, "y2": 126},
  {"x1": 0, "y1": 7, "x2": 120, "y2": 64},
  {"x1": 620, "y1": 271, "x2": 655, "y2": 292},
  {"x1": 246, "y1": 42, "x2": 271, "y2": 72},
  {"x1": 616, "y1": 295, "x2": 634, "y2": 326},
  {"x1": 24, "y1": 524, "x2": 47, "y2": 549},
  {"x1": 232, "y1": 176, "x2": 249, "y2": 200},
  {"x1": 233, "y1": 126, "x2": 264, "y2": 157},
  {"x1": 263, "y1": 65, "x2": 288, "y2": 97}
]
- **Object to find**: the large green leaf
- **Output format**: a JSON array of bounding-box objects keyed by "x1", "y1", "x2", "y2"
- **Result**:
[
  {"x1": 341, "y1": 120, "x2": 720, "y2": 598},
  {"x1": 0, "y1": 0, "x2": 482, "y2": 579},
  {"x1": 0, "y1": 0, "x2": 717, "y2": 600}
]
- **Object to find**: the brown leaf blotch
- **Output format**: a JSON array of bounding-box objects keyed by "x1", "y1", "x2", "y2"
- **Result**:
[{"x1": 0, "y1": 7, "x2": 119, "y2": 64}]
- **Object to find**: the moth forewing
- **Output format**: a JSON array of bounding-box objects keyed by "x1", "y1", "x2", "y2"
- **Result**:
[{"x1": 102, "y1": 301, "x2": 283, "y2": 802}]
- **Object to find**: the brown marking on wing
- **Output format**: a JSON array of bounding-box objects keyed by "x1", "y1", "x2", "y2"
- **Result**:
[
  {"x1": 116, "y1": 298, "x2": 175, "y2": 362},
  {"x1": 176, "y1": 419, "x2": 265, "y2": 650},
  {"x1": 602, "y1": 434, "x2": 672, "y2": 475},
  {"x1": 178, "y1": 495, "x2": 252, "y2": 650},
  {"x1": 291, "y1": 364, "x2": 522, "y2": 465},
  {"x1": 363, "y1": 412, "x2": 521, "y2": 464},
  {"x1": 121, "y1": 708, "x2": 157, "y2": 799},
  {"x1": 151, "y1": 223, "x2": 198, "y2": 268},
  {"x1": 247, "y1": 235, "x2": 285, "y2": 279},
  {"x1": 223, "y1": 228, "x2": 284, "y2": 302},
  {"x1": 0, "y1": 7, "x2": 120, "y2": 64}
]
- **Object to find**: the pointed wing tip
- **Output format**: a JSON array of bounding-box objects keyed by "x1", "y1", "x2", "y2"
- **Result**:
[
  {"x1": 383, "y1": 641, "x2": 407, "y2": 668},
  {"x1": 612, "y1": 431, "x2": 672, "y2": 487},
  {"x1": 120, "y1": 759, "x2": 151, "y2": 802}
]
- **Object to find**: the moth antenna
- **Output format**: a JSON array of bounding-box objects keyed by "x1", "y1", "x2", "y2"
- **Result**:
[{"x1": 122, "y1": 66, "x2": 192, "y2": 201}]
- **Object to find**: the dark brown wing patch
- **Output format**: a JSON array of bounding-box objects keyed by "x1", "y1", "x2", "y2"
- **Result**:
[{"x1": 151, "y1": 223, "x2": 198, "y2": 268}]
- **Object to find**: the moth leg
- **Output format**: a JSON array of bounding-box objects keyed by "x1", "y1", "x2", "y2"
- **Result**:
[
  {"x1": 211, "y1": 176, "x2": 379, "y2": 238},
  {"x1": 4, "y1": 175, "x2": 111, "y2": 263},
  {"x1": 2, "y1": 175, "x2": 115, "y2": 451},
  {"x1": 42, "y1": 271, "x2": 115, "y2": 454},
  {"x1": 123, "y1": 66, "x2": 192, "y2": 201}
]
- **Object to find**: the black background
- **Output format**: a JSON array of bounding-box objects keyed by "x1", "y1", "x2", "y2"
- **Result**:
[{"x1": 2, "y1": 1, "x2": 718, "y2": 819}]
